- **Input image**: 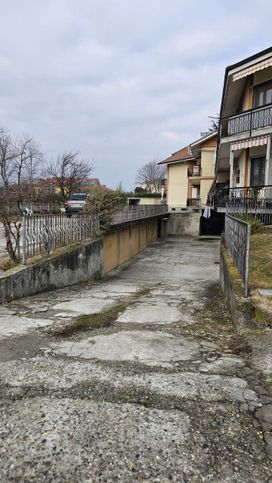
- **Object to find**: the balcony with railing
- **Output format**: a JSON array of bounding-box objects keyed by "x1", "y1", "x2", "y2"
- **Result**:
[
  {"x1": 210, "y1": 185, "x2": 272, "y2": 223},
  {"x1": 188, "y1": 165, "x2": 201, "y2": 177},
  {"x1": 221, "y1": 103, "x2": 272, "y2": 138},
  {"x1": 226, "y1": 185, "x2": 272, "y2": 223},
  {"x1": 187, "y1": 197, "x2": 201, "y2": 208}
]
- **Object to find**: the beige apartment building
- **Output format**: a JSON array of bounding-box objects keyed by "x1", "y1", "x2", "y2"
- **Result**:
[
  {"x1": 159, "y1": 131, "x2": 217, "y2": 211},
  {"x1": 213, "y1": 46, "x2": 272, "y2": 210}
]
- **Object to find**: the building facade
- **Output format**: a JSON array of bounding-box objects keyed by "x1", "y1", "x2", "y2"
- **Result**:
[
  {"x1": 214, "y1": 47, "x2": 272, "y2": 211},
  {"x1": 159, "y1": 132, "x2": 217, "y2": 212}
]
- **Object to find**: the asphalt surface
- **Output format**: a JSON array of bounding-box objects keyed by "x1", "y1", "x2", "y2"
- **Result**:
[{"x1": 0, "y1": 237, "x2": 271, "y2": 482}]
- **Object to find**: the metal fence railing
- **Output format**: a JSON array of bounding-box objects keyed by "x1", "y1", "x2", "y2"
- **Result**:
[
  {"x1": 18, "y1": 205, "x2": 169, "y2": 263},
  {"x1": 4, "y1": 202, "x2": 62, "y2": 215},
  {"x1": 224, "y1": 214, "x2": 251, "y2": 296},
  {"x1": 111, "y1": 204, "x2": 168, "y2": 224},
  {"x1": 21, "y1": 213, "x2": 99, "y2": 263}
]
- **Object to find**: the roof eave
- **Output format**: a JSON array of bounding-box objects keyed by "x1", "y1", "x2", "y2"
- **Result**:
[
  {"x1": 158, "y1": 157, "x2": 194, "y2": 166},
  {"x1": 190, "y1": 131, "x2": 218, "y2": 148}
]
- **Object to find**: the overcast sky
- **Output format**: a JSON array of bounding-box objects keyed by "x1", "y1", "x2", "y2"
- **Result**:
[{"x1": 0, "y1": 0, "x2": 271, "y2": 189}]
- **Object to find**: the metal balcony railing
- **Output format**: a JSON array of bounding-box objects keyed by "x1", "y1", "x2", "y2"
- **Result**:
[
  {"x1": 227, "y1": 185, "x2": 272, "y2": 224},
  {"x1": 187, "y1": 198, "x2": 201, "y2": 208},
  {"x1": 188, "y1": 166, "x2": 201, "y2": 177},
  {"x1": 221, "y1": 103, "x2": 272, "y2": 137}
]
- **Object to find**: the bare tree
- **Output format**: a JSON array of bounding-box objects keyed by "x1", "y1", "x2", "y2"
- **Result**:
[
  {"x1": 13, "y1": 135, "x2": 43, "y2": 203},
  {"x1": 136, "y1": 160, "x2": 165, "y2": 193},
  {"x1": 48, "y1": 152, "x2": 94, "y2": 200},
  {"x1": 19, "y1": 137, "x2": 43, "y2": 186},
  {"x1": 208, "y1": 116, "x2": 219, "y2": 132},
  {"x1": 0, "y1": 129, "x2": 43, "y2": 261}
]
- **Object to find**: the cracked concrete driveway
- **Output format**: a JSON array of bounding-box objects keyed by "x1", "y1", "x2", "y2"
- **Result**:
[{"x1": 0, "y1": 236, "x2": 272, "y2": 482}]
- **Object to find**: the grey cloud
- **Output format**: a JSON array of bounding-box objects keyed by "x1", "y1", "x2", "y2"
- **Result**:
[{"x1": 0, "y1": 0, "x2": 271, "y2": 187}]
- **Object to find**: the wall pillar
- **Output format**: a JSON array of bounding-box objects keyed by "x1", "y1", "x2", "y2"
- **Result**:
[
  {"x1": 265, "y1": 135, "x2": 271, "y2": 185},
  {"x1": 229, "y1": 147, "x2": 234, "y2": 188},
  {"x1": 244, "y1": 148, "x2": 249, "y2": 187}
]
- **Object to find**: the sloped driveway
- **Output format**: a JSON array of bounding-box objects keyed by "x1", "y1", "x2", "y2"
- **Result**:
[{"x1": 0, "y1": 237, "x2": 271, "y2": 482}]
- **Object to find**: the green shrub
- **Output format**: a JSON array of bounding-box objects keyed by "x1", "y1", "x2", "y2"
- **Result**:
[
  {"x1": 85, "y1": 188, "x2": 127, "y2": 233},
  {"x1": 234, "y1": 214, "x2": 263, "y2": 234}
]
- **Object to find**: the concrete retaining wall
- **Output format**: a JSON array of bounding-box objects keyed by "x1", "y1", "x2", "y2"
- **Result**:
[
  {"x1": 0, "y1": 238, "x2": 104, "y2": 304},
  {"x1": 118, "y1": 228, "x2": 130, "y2": 265},
  {"x1": 0, "y1": 217, "x2": 163, "y2": 303},
  {"x1": 103, "y1": 233, "x2": 118, "y2": 273},
  {"x1": 104, "y1": 219, "x2": 159, "y2": 274},
  {"x1": 167, "y1": 212, "x2": 200, "y2": 236},
  {"x1": 139, "y1": 223, "x2": 147, "y2": 251}
]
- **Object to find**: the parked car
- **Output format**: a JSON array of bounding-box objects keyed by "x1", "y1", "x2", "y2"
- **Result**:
[{"x1": 64, "y1": 193, "x2": 88, "y2": 214}]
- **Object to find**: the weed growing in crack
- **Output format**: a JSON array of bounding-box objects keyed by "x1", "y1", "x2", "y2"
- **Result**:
[{"x1": 50, "y1": 286, "x2": 151, "y2": 337}]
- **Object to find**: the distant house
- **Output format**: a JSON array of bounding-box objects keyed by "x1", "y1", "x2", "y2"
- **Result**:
[
  {"x1": 33, "y1": 177, "x2": 110, "y2": 199},
  {"x1": 127, "y1": 193, "x2": 163, "y2": 206},
  {"x1": 34, "y1": 178, "x2": 57, "y2": 197},
  {"x1": 212, "y1": 46, "x2": 272, "y2": 215},
  {"x1": 77, "y1": 178, "x2": 111, "y2": 194},
  {"x1": 158, "y1": 131, "x2": 217, "y2": 211}
]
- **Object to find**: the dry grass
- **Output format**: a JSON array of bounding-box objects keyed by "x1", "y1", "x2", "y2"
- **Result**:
[
  {"x1": 228, "y1": 333, "x2": 252, "y2": 355},
  {"x1": 52, "y1": 302, "x2": 128, "y2": 337},
  {"x1": 51, "y1": 286, "x2": 151, "y2": 337},
  {"x1": 249, "y1": 227, "x2": 272, "y2": 289},
  {"x1": 0, "y1": 257, "x2": 18, "y2": 272}
]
